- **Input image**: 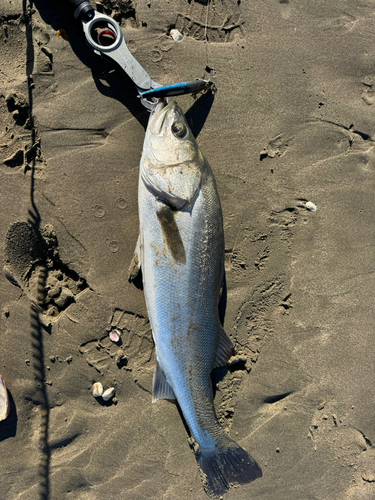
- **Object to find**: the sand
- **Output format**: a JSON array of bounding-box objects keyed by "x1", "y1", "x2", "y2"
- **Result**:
[{"x1": 1, "y1": 0, "x2": 375, "y2": 498}]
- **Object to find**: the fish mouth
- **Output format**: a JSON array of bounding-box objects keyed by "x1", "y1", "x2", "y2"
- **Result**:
[{"x1": 149, "y1": 99, "x2": 176, "y2": 135}]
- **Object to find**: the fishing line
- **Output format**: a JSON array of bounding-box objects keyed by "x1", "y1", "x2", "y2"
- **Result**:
[
  {"x1": 204, "y1": 0, "x2": 210, "y2": 68},
  {"x1": 203, "y1": 0, "x2": 216, "y2": 88}
]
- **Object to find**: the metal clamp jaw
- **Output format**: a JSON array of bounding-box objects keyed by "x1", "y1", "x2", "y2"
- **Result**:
[
  {"x1": 64, "y1": 0, "x2": 214, "y2": 109},
  {"x1": 81, "y1": 11, "x2": 158, "y2": 92}
]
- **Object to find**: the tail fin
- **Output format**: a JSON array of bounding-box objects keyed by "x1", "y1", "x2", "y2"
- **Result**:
[{"x1": 197, "y1": 438, "x2": 262, "y2": 497}]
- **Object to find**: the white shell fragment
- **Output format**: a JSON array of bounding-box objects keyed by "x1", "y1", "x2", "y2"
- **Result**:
[
  {"x1": 92, "y1": 382, "x2": 103, "y2": 398},
  {"x1": 170, "y1": 28, "x2": 183, "y2": 41},
  {"x1": 306, "y1": 201, "x2": 317, "y2": 212},
  {"x1": 0, "y1": 374, "x2": 10, "y2": 421},
  {"x1": 102, "y1": 387, "x2": 116, "y2": 401},
  {"x1": 109, "y1": 329, "x2": 121, "y2": 343}
]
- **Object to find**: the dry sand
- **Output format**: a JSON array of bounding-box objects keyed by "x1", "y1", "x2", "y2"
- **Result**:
[{"x1": 1, "y1": 0, "x2": 375, "y2": 498}]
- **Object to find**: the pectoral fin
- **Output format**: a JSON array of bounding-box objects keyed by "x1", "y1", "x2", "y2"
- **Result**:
[
  {"x1": 128, "y1": 234, "x2": 141, "y2": 282},
  {"x1": 157, "y1": 206, "x2": 186, "y2": 265},
  {"x1": 213, "y1": 324, "x2": 234, "y2": 368},
  {"x1": 152, "y1": 360, "x2": 176, "y2": 403}
]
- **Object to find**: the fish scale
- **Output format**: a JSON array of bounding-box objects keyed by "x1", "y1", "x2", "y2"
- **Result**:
[{"x1": 132, "y1": 99, "x2": 262, "y2": 496}]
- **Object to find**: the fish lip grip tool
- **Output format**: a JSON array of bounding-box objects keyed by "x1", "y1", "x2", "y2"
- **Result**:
[{"x1": 64, "y1": 0, "x2": 214, "y2": 109}]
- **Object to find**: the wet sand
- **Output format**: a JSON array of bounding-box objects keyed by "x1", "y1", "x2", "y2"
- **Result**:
[{"x1": 1, "y1": 1, "x2": 375, "y2": 498}]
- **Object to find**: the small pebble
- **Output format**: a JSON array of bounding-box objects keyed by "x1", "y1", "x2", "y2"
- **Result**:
[
  {"x1": 306, "y1": 201, "x2": 317, "y2": 212},
  {"x1": 102, "y1": 387, "x2": 115, "y2": 401},
  {"x1": 170, "y1": 28, "x2": 183, "y2": 41},
  {"x1": 92, "y1": 382, "x2": 103, "y2": 398}
]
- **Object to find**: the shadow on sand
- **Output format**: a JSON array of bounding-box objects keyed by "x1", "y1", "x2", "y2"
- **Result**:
[{"x1": 24, "y1": 1, "x2": 50, "y2": 498}]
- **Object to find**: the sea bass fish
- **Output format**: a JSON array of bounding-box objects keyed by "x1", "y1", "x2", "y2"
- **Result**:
[{"x1": 130, "y1": 100, "x2": 262, "y2": 496}]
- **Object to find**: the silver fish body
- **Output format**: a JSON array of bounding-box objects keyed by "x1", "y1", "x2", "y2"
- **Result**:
[{"x1": 132, "y1": 100, "x2": 261, "y2": 496}]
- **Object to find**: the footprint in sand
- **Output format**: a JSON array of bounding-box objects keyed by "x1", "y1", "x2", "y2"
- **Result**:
[
  {"x1": 260, "y1": 133, "x2": 294, "y2": 161},
  {"x1": 107, "y1": 240, "x2": 120, "y2": 253},
  {"x1": 92, "y1": 198, "x2": 128, "y2": 219},
  {"x1": 1, "y1": 92, "x2": 34, "y2": 170},
  {"x1": 175, "y1": 0, "x2": 244, "y2": 42},
  {"x1": 79, "y1": 309, "x2": 153, "y2": 375},
  {"x1": 92, "y1": 205, "x2": 106, "y2": 218},
  {"x1": 95, "y1": 0, "x2": 136, "y2": 24},
  {"x1": 318, "y1": 13, "x2": 357, "y2": 34},
  {"x1": 115, "y1": 197, "x2": 127, "y2": 210},
  {"x1": 4, "y1": 221, "x2": 88, "y2": 318},
  {"x1": 361, "y1": 76, "x2": 375, "y2": 105}
]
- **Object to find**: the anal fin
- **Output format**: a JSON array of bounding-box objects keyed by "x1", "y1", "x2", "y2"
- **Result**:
[
  {"x1": 213, "y1": 324, "x2": 234, "y2": 368},
  {"x1": 128, "y1": 234, "x2": 141, "y2": 282},
  {"x1": 152, "y1": 360, "x2": 176, "y2": 403}
]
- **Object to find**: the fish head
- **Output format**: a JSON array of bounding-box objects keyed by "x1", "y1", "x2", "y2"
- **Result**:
[
  {"x1": 141, "y1": 100, "x2": 205, "y2": 208},
  {"x1": 145, "y1": 100, "x2": 201, "y2": 166}
]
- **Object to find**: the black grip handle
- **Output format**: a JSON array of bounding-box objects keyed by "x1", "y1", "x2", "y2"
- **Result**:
[{"x1": 63, "y1": 0, "x2": 94, "y2": 21}]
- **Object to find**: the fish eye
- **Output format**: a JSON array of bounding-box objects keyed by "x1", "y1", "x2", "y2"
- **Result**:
[{"x1": 171, "y1": 122, "x2": 187, "y2": 138}]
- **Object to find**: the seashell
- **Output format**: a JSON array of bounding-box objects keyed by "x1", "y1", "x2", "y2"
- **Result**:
[
  {"x1": 306, "y1": 201, "x2": 317, "y2": 212},
  {"x1": 170, "y1": 29, "x2": 183, "y2": 42},
  {"x1": 0, "y1": 374, "x2": 10, "y2": 421},
  {"x1": 109, "y1": 329, "x2": 121, "y2": 343},
  {"x1": 102, "y1": 387, "x2": 115, "y2": 401},
  {"x1": 92, "y1": 382, "x2": 103, "y2": 398}
]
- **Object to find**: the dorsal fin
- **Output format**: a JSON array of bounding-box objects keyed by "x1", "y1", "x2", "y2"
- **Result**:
[
  {"x1": 214, "y1": 324, "x2": 234, "y2": 368},
  {"x1": 152, "y1": 359, "x2": 176, "y2": 403}
]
